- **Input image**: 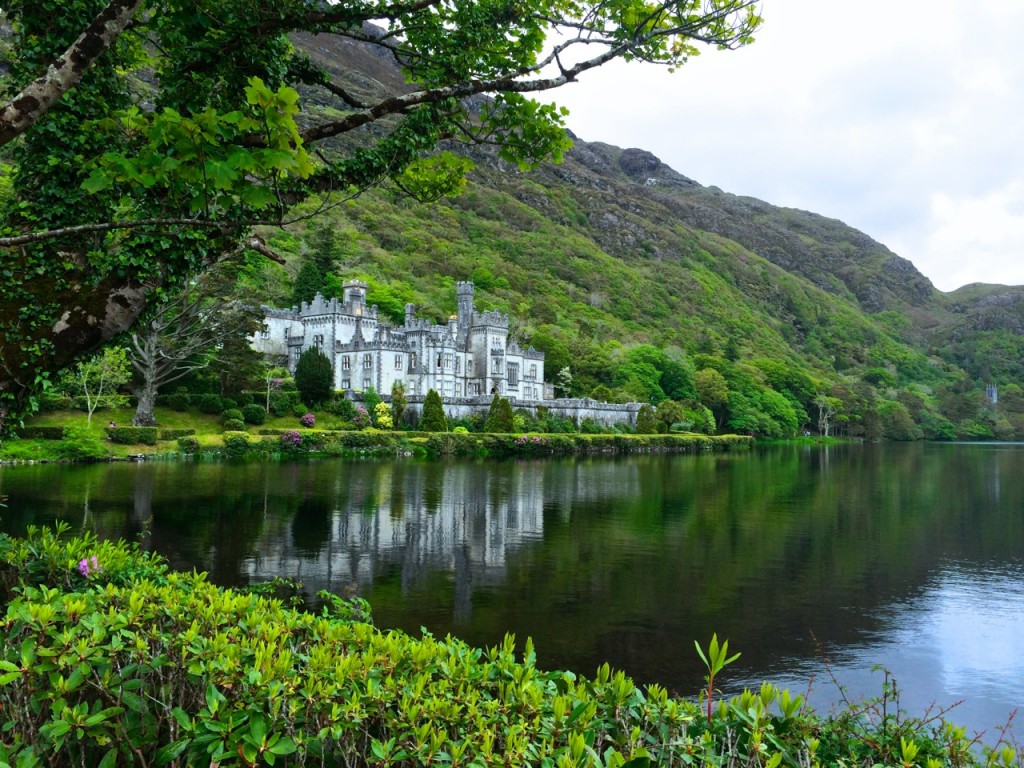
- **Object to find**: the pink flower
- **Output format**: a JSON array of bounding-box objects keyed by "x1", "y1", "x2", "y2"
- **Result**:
[{"x1": 78, "y1": 555, "x2": 102, "y2": 577}]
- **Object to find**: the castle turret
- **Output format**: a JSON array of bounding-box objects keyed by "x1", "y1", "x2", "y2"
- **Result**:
[
  {"x1": 457, "y1": 281, "x2": 474, "y2": 324},
  {"x1": 343, "y1": 280, "x2": 368, "y2": 315},
  {"x1": 405, "y1": 303, "x2": 416, "y2": 326}
]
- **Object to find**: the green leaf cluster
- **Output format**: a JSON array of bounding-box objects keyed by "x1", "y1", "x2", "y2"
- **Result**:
[{"x1": 0, "y1": 526, "x2": 994, "y2": 768}]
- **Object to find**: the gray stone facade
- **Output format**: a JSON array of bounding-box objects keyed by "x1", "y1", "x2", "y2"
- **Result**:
[
  {"x1": 253, "y1": 278, "x2": 641, "y2": 427},
  {"x1": 254, "y1": 280, "x2": 545, "y2": 400}
]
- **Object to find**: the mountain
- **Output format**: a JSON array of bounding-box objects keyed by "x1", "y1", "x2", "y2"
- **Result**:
[{"x1": 244, "y1": 33, "x2": 1024, "y2": 440}]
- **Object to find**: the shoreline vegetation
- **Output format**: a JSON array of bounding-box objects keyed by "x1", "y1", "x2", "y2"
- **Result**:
[
  {"x1": 0, "y1": 526, "x2": 1017, "y2": 767},
  {"x1": 0, "y1": 407, "x2": 752, "y2": 465}
]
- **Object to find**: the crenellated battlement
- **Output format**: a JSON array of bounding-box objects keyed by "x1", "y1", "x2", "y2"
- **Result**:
[{"x1": 257, "y1": 277, "x2": 549, "y2": 405}]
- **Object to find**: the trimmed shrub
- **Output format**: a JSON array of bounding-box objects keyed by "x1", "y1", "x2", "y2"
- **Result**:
[
  {"x1": 37, "y1": 395, "x2": 73, "y2": 412},
  {"x1": 158, "y1": 428, "x2": 195, "y2": 441},
  {"x1": 485, "y1": 394, "x2": 514, "y2": 433},
  {"x1": 636, "y1": 404, "x2": 658, "y2": 434},
  {"x1": 106, "y1": 426, "x2": 159, "y2": 445},
  {"x1": 241, "y1": 403, "x2": 267, "y2": 425},
  {"x1": 176, "y1": 436, "x2": 200, "y2": 454},
  {"x1": 221, "y1": 398, "x2": 238, "y2": 411},
  {"x1": 269, "y1": 389, "x2": 300, "y2": 417},
  {"x1": 197, "y1": 393, "x2": 223, "y2": 414},
  {"x1": 168, "y1": 389, "x2": 191, "y2": 411},
  {"x1": 299, "y1": 412, "x2": 316, "y2": 428},
  {"x1": 326, "y1": 395, "x2": 356, "y2": 420},
  {"x1": 235, "y1": 392, "x2": 255, "y2": 407},
  {"x1": 19, "y1": 426, "x2": 65, "y2": 440},
  {"x1": 420, "y1": 389, "x2": 447, "y2": 432},
  {"x1": 223, "y1": 418, "x2": 246, "y2": 431},
  {"x1": 221, "y1": 408, "x2": 244, "y2": 424},
  {"x1": 222, "y1": 431, "x2": 251, "y2": 457}
]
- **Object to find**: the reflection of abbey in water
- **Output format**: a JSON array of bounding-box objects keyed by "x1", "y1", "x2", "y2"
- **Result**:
[{"x1": 245, "y1": 464, "x2": 547, "y2": 613}]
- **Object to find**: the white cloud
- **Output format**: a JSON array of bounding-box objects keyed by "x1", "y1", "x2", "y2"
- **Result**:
[
  {"x1": 553, "y1": 1, "x2": 1024, "y2": 291},
  {"x1": 927, "y1": 185, "x2": 1024, "y2": 288}
]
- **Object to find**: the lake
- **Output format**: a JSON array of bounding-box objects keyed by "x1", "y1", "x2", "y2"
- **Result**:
[{"x1": 1, "y1": 442, "x2": 1022, "y2": 740}]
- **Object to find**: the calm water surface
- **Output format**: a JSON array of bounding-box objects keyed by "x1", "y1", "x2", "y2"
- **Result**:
[{"x1": 1, "y1": 443, "x2": 1022, "y2": 738}]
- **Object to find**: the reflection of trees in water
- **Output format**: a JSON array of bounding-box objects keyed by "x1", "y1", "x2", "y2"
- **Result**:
[{"x1": 291, "y1": 496, "x2": 332, "y2": 557}]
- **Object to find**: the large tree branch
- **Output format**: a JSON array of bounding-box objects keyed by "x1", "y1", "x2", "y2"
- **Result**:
[
  {"x1": 0, "y1": 0, "x2": 144, "y2": 147},
  {"x1": 299, "y1": 2, "x2": 759, "y2": 144}
]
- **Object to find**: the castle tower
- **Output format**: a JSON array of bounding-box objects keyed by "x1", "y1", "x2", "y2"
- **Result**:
[
  {"x1": 343, "y1": 280, "x2": 368, "y2": 316},
  {"x1": 457, "y1": 281, "x2": 475, "y2": 324}
]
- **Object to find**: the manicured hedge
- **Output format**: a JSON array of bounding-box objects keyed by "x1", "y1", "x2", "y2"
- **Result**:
[
  {"x1": 19, "y1": 426, "x2": 65, "y2": 440},
  {"x1": 424, "y1": 432, "x2": 753, "y2": 458},
  {"x1": 105, "y1": 426, "x2": 159, "y2": 445},
  {"x1": 158, "y1": 428, "x2": 196, "y2": 441}
]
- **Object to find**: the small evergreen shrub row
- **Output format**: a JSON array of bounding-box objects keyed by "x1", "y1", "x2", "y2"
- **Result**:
[
  {"x1": 423, "y1": 433, "x2": 753, "y2": 459},
  {"x1": 37, "y1": 394, "x2": 130, "y2": 412},
  {"x1": 158, "y1": 428, "x2": 195, "y2": 441},
  {"x1": 105, "y1": 426, "x2": 158, "y2": 445},
  {"x1": 19, "y1": 426, "x2": 65, "y2": 440}
]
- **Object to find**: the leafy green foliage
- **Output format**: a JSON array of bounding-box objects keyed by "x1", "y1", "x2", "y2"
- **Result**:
[
  {"x1": 106, "y1": 426, "x2": 158, "y2": 445},
  {"x1": 485, "y1": 393, "x2": 514, "y2": 432},
  {"x1": 241, "y1": 403, "x2": 267, "y2": 425},
  {"x1": 294, "y1": 348, "x2": 333, "y2": 406},
  {"x1": 0, "y1": 0, "x2": 764, "y2": 434},
  {"x1": 0, "y1": 527, "x2": 997, "y2": 768},
  {"x1": 420, "y1": 389, "x2": 448, "y2": 432},
  {"x1": 635, "y1": 404, "x2": 657, "y2": 434},
  {"x1": 58, "y1": 348, "x2": 131, "y2": 427},
  {"x1": 391, "y1": 381, "x2": 407, "y2": 429}
]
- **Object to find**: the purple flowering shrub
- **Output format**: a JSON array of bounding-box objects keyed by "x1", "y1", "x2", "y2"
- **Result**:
[
  {"x1": 78, "y1": 555, "x2": 103, "y2": 578},
  {"x1": 299, "y1": 412, "x2": 316, "y2": 428},
  {"x1": 352, "y1": 406, "x2": 371, "y2": 429}
]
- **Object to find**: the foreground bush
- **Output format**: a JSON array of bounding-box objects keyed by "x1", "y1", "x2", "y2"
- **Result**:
[{"x1": 0, "y1": 528, "x2": 1012, "y2": 768}]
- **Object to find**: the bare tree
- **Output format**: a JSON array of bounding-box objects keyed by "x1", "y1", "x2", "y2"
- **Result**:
[{"x1": 128, "y1": 270, "x2": 262, "y2": 425}]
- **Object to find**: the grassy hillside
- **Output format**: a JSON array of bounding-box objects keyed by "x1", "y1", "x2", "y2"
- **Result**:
[{"x1": 247, "y1": 127, "x2": 1023, "y2": 440}]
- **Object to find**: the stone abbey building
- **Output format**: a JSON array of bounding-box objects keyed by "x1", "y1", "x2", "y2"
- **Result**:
[{"x1": 255, "y1": 280, "x2": 548, "y2": 401}]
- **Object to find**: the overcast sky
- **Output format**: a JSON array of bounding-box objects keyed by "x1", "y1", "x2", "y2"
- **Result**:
[{"x1": 553, "y1": 1, "x2": 1024, "y2": 292}]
